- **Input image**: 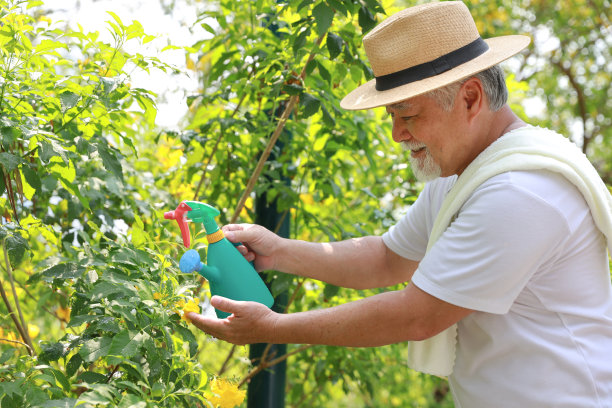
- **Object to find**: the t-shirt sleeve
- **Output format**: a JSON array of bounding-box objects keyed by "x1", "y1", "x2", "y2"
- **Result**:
[
  {"x1": 382, "y1": 184, "x2": 435, "y2": 261},
  {"x1": 411, "y1": 178, "x2": 570, "y2": 314}
]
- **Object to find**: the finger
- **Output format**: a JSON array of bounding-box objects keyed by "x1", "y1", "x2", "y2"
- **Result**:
[
  {"x1": 210, "y1": 296, "x2": 241, "y2": 315},
  {"x1": 222, "y1": 225, "x2": 253, "y2": 244},
  {"x1": 222, "y1": 224, "x2": 245, "y2": 232},
  {"x1": 186, "y1": 312, "x2": 226, "y2": 336}
]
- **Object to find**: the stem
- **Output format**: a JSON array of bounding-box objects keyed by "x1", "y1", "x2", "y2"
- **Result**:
[
  {"x1": 238, "y1": 344, "x2": 311, "y2": 388},
  {"x1": 3, "y1": 166, "x2": 19, "y2": 223},
  {"x1": 3, "y1": 241, "x2": 34, "y2": 352},
  {"x1": 230, "y1": 95, "x2": 298, "y2": 224},
  {"x1": 217, "y1": 344, "x2": 237, "y2": 376},
  {"x1": 0, "y1": 48, "x2": 16, "y2": 112},
  {"x1": 0, "y1": 276, "x2": 31, "y2": 355},
  {"x1": 105, "y1": 365, "x2": 120, "y2": 383},
  {"x1": 0, "y1": 337, "x2": 33, "y2": 353},
  {"x1": 284, "y1": 279, "x2": 305, "y2": 314},
  {"x1": 230, "y1": 32, "x2": 326, "y2": 223}
]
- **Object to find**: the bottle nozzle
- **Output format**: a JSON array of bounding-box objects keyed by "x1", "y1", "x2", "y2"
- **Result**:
[{"x1": 183, "y1": 201, "x2": 221, "y2": 235}]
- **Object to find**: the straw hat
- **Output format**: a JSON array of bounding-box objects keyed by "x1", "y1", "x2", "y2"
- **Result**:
[{"x1": 340, "y1": 1, "x2": 530, "y2": 110}]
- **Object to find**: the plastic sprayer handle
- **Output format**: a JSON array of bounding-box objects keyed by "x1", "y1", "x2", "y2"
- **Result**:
[{"x1": 164, "y1": 202, "x2": 193, "y2": 247}]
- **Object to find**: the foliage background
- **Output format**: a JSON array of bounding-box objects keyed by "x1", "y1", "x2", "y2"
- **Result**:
[{"x1": 0, "y1": 0, "x2": 610, "y2": 407}]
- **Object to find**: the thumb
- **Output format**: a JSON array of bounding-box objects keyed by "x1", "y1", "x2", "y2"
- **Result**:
[{"x1": 210, "y1": 296, "x2": 240, "y2": 315}]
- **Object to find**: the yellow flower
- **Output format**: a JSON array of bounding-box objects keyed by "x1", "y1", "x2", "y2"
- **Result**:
[
  {"x1": 208, "y1": 378, "x2": 246, "y2": 408},
  {"x1": 155, "y1": 144, "x2": 183, "y2": 170},
  {"x1": 175, "y1": 298, "x2": 200, "y2": 322},
  {"x1": 153, "y1": 292, "x2": 163, "y2": 300},
  {"x1": 0, "y1": 328, "x2": 18, "y2": 343},
  {"x1": 56, "y1": 306, "x2": 71, "y2": 322},
  {"x1": 28, "y1": 324, "x2": 40, "y2": 339}
]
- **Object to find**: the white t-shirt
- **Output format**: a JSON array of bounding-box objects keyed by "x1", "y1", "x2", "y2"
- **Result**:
[{"x1": 383, "y1": 170, "x2": 612, "y2": 407}]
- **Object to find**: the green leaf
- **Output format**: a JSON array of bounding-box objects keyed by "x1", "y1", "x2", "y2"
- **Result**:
[
  {"x1": 6, "y1": 233, "x2": 28, "y2": 267},
  {"x1": 57, "y1": 176, "x2": 90, "y2": 210},
  {"x1": 59, "y1": 91, "x2": 80, "y2": 111},
  {"x1": 117, "y1": 394, "x2": 146, "y2": 408},
  {"x1": 39, "y1": 140, "x2": 68, "y2": 165},
  {"x1": 66, "y1": 353, "x2": 83, "y2": 377},
  {"x1": 326, "y1": 32, "x2": 343, "y2": 60},
  {"x1": 77, "y1": 372, "x2": 108, "y2": 384},
  {"x1": 100, "y1": 77, "x2": 119, "y2": 96},
  {"x1": 96, "y1": 142, "x2": 124, "y2": 182},
  {"x1": 293, "y1": 26, "x2": 310, "y2": 55},
  {"x1": 107, "y1": 11, "x2": 125, "y2": 29},
  {"x1": 47, "y1": 367, "x2": 71, "y2": 392},
  {"x1": 323, "y1": 283, "x2": 340, "y2": 299},
  {"x1": 282, "y1": 83, "x2": 303, "y2": 95},
  {"x1": 358, "y1": 5, "x2": 377, "y2": 33},
  {"x1": 317, "y1": 61, "x2": 331, "y2": 84},
  {"x1": 300, "y1": 93, "x2": 320, "y2": 118},
  {"x1": 312, "y1": 3, "x2": 334, "y2": 37},
  {"x1": 42, "y1": 263, "x2": 85, "y2": 281},
  {"x1": 39, "y1": 342, "x2": 65, "y2": 363},
  {"x1": 78, "y1": 384, "x2": 118, "y2": 404},
  {"x1": 0, "y1": 127, "x2": 20, "y2": 149},
  {"x1": 0, "y1": 380, "x2": 22, "y2": 398},
  {"x1": 321, "y1": 104, "x2": 335, "y2": 127},
  {"x1": 22, "y1": 165, "x2": 41, "y2": 191},
  {"x1": 35, "y1": 39, "x2": 68, "y2": 54},
  {"x1": 0, "y1": 168, "x2": 5, "y2": 196},
  {"x1": 107, "y1": 330, "x2": 146, "y2": 358},
  {"x1": 88, "y1": 281, "x2": 130, "y2": 301},
  {"x1": 134, "y1": 92, "x2": 157, "y2": 125},
  {"x1": 39, "y1": 398, "x2": 77, "y2": 408},
  {"x1": 0, "y1": 348, "x2": 15, "y2": 364},
  {"x1": 66, "y1": 314, "x2": 100, "y2": 328},
  {"x1": 175, "y1": 325, "x2": 198, "y2": 357},
  {"x1": 0, "y1": 152, "x2": 21, "y2": 172},
  {"x1": 79, "y1": 337, "x2": 112, "y2": 363}
]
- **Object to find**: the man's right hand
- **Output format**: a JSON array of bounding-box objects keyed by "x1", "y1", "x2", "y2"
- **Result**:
[{"x1": 222, "y1": 224, "x2": 281, "y2": 272}]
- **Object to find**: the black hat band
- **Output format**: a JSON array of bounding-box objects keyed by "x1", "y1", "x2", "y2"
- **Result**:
[{"x1": 375, "y1": 37, "x2": 490, "y2": 91}]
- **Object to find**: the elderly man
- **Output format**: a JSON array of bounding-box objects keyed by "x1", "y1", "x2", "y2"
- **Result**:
[{"x1": 188, "y1": 2, "x2": 612, "y2": 406}]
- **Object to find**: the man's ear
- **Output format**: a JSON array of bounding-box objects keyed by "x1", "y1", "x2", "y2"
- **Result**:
[{"x1": 460, "y1": 78, "x2": 484, "y2": 122}]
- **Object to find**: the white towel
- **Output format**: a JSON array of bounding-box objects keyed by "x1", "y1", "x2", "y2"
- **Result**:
[{"x1": 406, "y1": 126, "x2": 612, "y2": 377}]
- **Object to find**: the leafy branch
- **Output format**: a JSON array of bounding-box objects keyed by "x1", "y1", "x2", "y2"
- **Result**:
[
  {"x1": 230, "y1": 32, "x2": 327, "y2": 223},
  {"x1": 0, "y1": 240, "x2": 34, "y2": 355}
]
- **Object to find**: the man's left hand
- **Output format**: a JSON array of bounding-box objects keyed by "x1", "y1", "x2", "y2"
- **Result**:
[{"x1": 187, "y1": 296, "x2": 280, "y2": 345}]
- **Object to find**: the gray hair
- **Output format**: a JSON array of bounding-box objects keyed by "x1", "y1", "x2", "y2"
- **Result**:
[{"x1": 425, "y1": 65, "x2": 508, "y2": 112}]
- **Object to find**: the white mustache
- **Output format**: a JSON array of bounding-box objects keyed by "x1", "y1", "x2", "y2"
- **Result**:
[{"x1": 401, "y1": 141, "x2": 427, "y2": 151}]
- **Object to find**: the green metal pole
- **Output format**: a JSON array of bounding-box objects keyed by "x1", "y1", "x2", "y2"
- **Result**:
[
  {"x1": 248, "y1": 137, "x2": 290, "y2": 407},
  {"x1": 248, "y1": 193, "x2": 289, "y2": 407},
  {"x1": 248, "y1": 8, "x2": 290, "y2": 406}
]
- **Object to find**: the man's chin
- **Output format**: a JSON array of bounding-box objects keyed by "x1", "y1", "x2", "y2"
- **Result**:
[{"x1": 409, "y1": 159, "x2": 442, "y2": 182}]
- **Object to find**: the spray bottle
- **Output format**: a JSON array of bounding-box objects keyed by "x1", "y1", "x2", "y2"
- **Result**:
[{"x1": 164, "y1": 201, "x2": 274, "y2": 318}]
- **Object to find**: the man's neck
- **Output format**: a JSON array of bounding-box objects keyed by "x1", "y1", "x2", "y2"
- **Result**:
[{"x1": 490, "y1": 105, "x2": 526, "y2": 141}]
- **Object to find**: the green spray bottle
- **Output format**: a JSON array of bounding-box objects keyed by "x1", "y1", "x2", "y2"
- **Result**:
[{"x1": 165, "y1": 201, "x2": 274, "y2": 319}]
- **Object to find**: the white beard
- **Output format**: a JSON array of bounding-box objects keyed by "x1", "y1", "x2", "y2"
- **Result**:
[{"x1": 401, "y1": 141, "x2": 442, "y2": 182}]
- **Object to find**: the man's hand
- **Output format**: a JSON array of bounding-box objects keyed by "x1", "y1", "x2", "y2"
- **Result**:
[
  {"x1": 222, "y1": 224, "x2": 281, "y2": 272},
  {"x1": 187, "y1": 296, "x2": 280, "y2": 345}
]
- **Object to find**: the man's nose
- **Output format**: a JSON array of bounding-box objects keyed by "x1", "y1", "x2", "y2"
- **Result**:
[{"x1": 391, "y1": 117, "x2": 411, "y2": 143}]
